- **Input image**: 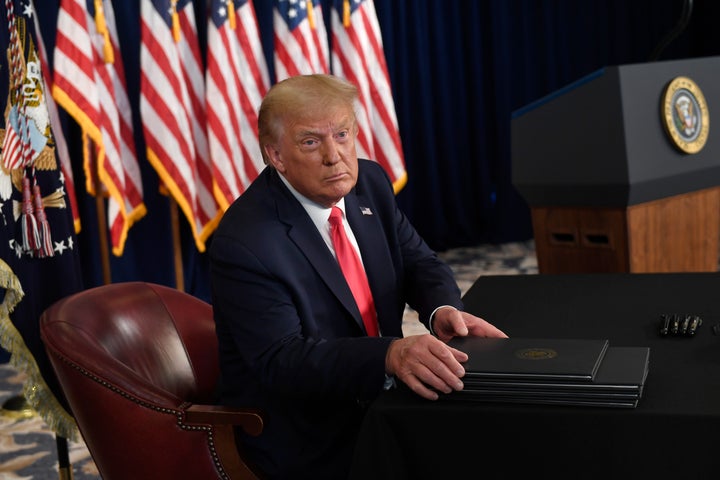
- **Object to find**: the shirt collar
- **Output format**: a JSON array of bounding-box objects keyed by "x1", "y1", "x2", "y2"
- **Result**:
[{"x1": 277, "y1": 171, "x2": 346, "y2": 229}]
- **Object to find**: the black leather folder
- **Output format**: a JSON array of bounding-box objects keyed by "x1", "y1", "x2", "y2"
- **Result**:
[
  {"x1": 448, "y1": 337, "x2": 609, "y2": 382},
  {"x1": 447, "y1": 345, "x2": 650, "y2": 408}
]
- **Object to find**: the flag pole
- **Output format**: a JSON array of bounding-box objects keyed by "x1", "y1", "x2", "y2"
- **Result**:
[
  {"x1": 56, "y1": 435, "x2": 73, "y2": 480},
  {"x1": 92, "y1": 165, "x2": 112, "y2": 285},
  {"x1": 169, "y1": 197, "x2": 185, "y2": 291}
]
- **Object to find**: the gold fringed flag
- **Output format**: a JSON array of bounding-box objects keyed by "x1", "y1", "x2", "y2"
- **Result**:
[
  {"x1": 0, "y1": 0, "x2": 84, "y2": 441},
  {"x1": 330, "y1": 0, "x2": 407, "y2": 193},
  {"x1": 140, "y1": 0, "x2": 220, "y2": 253},
  {"x1": 273, "y1": 0, "x2": 329, "y2": 81},
  {"x1": 53, "y1": 0, "x2": 146, "y2": 257},
  {"x1": 206, "y1": 0, "x2": 270, "y2": 210}
]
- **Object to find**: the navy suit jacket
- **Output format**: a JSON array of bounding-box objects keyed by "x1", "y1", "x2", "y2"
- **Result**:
[{"x1": 210, "y1": 160, "x2": 463, "y2": 479}]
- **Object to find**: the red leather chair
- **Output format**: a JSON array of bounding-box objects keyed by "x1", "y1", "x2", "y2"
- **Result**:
[{"x1": 39, "y1": 281, "x2": 264, "y2": 480}]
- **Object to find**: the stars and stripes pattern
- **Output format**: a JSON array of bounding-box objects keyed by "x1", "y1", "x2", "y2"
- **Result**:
[
  {"x1": 330, "y1": 0, "x2": 406, "y2": 192},
  {"x1": 0, "y1": 105, "x2": 29, "y2": 172},
  {"x1": 273, "y1": 0, "x2": 329, "y2": 81},
  {"x1": 23, "y1": 0, "x2": 404, "y2": 260},
  {"x1": 206, "y1": 0, "x2": 270, "y2": 210},
  {"x1": 2, "y1": 0, "x2": 34, "y2": 173},
  {"x1": 140, "y1": 0, "x2": 220, "y2": 252},
  {"x1": 52, "y1": 0, "x2": 146, "y2": 256},
  {"x1": 28, "y1": 0, "x2": 81, "y2": 233}
]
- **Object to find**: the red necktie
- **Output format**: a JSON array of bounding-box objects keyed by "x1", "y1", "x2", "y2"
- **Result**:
[{"x1": 329, "y1": 207, "x2": 379, "y2": 337}]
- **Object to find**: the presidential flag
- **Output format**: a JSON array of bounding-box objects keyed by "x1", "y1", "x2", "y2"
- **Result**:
[
  {"x1": 273, "y1": 0, "x2": 329, "y2": 81},
  {"x1": 206, "y1": 0, "x2": 270, "y2": 210},
  {"x1": 1, "y1": 0, "x2": 84, "y2": 440},
  {"x1": 330, "y1": 0, "x2": 406, "y2": 192},
  {"x1": 53, "y1": 0, "x2": 146, "y2": 256},
  {"x1": 140, "y1": 0, "x2": 221, "y2": 252}
]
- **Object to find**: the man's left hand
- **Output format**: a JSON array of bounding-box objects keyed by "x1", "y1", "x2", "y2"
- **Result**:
[{"x1": 432, "y1": 307, "x2": 508, "y2": 342}]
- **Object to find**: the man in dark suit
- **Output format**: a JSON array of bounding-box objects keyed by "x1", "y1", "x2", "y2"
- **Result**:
[{"x1": 210, "y1": 74, "x2": 507, "y2": 479}]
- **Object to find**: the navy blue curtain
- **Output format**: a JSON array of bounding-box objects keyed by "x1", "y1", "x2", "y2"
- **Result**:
[{"x1": 32, "y1": 0, "x2": 720, "y2": 301}]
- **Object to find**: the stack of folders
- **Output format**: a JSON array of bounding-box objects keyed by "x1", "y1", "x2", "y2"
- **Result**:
[{"x1": 445, "y1": 337, "x2": 650, "y2": 408}]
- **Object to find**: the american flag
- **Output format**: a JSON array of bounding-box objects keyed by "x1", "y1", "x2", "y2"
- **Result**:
[
  {"x1": 53, "y1": 0, "x2": 146, "y2": 256},
  {"x1": 29, "y1": 0, "x2": 81, "y2": 233},
  {"x1": 330, "y1": 0, "x2": 406, "y2": 192},
  {"x1": 273, "y1": 0, "x2": 329, "y2": 81},
  {"x1": 206, "y1": 0, "x2": 270, "y2": 210},
  {"x1": 140, "y1": 0, "x2": 220, "y2": 252}
]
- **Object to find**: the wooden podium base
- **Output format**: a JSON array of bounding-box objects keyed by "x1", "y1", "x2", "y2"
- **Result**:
[{"x1": 531, "y1": 187, "x2": 720, "y2": 273}]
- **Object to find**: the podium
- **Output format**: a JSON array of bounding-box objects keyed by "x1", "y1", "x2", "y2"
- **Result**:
[{"x1": 512, "y1": 56, "x2": 720, "y2": 273}]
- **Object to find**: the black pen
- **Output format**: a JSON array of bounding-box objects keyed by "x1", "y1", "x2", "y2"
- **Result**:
[
  {"x1": 659, "y1": 314, "x2": 671, "y2": 336},
  {"x1": 681, "y1": 315, "x2": 691, "y2": 335},
  {"x1": 688, "y1": 315, "x2": 702, "y2": 336},
  {"x1": 670, "y1": 314, "x2": 680, "y2": 335}
]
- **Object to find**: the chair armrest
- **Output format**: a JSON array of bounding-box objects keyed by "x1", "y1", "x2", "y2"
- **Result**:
[
  {"x1": 184, "y1": 404, "x2": 265, "y2": 479},
  {"x1": 185, "y1": 404, "x2": 264, "y2": 437}
]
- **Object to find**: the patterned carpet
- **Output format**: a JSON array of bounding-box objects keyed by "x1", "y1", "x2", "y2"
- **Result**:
[
  {"x1": 0, "y1": 240, "x2": 537, "y2": 479},
  {"x1": 0, "y1": 365, "x2": 99, "y2": 479}
]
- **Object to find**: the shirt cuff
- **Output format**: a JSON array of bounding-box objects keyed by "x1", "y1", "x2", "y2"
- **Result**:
[{"x1": 428, "y1": 305, "x2": 458, "y2": 336}]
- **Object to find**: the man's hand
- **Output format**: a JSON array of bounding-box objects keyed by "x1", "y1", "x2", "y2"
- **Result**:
[
  {"x1": 432, "y1": 307, "x2": 508, "y2": 343},
  {"x1": 385, "y1": 334, "x2": 468, "y2": 400}
]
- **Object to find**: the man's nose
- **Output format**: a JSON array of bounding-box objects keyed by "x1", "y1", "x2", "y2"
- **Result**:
[{"x1": 322, "y1": 141, "x2": 341, "y2": 164}]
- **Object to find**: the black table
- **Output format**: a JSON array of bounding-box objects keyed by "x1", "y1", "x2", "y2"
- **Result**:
[{"x1": 350, "y1": 273, "x2": 720, "y2": 479}]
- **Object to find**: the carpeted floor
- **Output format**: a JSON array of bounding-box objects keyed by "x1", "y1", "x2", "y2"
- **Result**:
[
  {"x1": 0, "y1": 240, "x2": 538, "y2": 479},
  {"x1": 0, "y1": 364, "x2": 100, "y2": 479}
]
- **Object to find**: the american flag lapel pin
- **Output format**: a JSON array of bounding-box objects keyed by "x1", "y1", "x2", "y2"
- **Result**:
[{"x1": 360, "y1": 206, "x2": 373, "y2": 216}]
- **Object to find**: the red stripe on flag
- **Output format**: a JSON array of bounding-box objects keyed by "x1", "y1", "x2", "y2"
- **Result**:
[
  {"x1": 140, "y1": 0, "x2": 219, "y2": 251},
  {"x1": 54, "y1": 0, "x2": 146, "y2": 256},
  {"x1": 29, "y1": 0, "x2": 81, "y2": 230},
  {"x1": 206, "y1": 0, "x2": 270, "y2": 208},
  {"x1": 273, "y1": 1, "x2": 329, "y2": 81},
  {"x1": 330, "y1": 0, "x2": 406, "y2": 191}
]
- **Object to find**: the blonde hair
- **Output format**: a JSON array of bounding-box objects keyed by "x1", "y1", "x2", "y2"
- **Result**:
[{"x1": 258, "y1": 74, "x2": 359, "y2": 164}]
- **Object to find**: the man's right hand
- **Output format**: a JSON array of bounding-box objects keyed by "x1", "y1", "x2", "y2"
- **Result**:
[{"x1": 385, "y1": 334, "x2": 468, "y2": 400}]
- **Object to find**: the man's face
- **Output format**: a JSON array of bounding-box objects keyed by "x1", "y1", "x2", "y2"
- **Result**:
[{"x1": 265, "y1": 105, "x2": 358, "y2": 208}]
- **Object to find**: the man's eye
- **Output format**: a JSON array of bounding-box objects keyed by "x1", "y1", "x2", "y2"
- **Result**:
[{"x1": 337, "y1": 131, "x2": 349, "y2": 139}]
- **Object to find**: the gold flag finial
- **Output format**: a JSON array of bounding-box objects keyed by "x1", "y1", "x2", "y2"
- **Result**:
[
  {"x1": 343, "y1": 0, "x2": 350, "y2": 27},
  {"x1": 94, "y1": 0, "x2": 114, "y2": 63},
  {"x1": 171, "y1": 0, "x2": 181, "y2": 42},
  {"x1": 306, "y1": 0, "x2": 316, "y2": 29},
  {"x1": 228, "y1": 1, "x2": 237, "y2": 30}
]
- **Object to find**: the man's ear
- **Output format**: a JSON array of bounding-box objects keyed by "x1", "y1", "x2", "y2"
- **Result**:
[{"x1": 264, "y1": 144, "x2": 285, "y2": 173}]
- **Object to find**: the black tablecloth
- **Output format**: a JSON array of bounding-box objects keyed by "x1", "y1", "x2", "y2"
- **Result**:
[{"x1": 350, "y1": 273, "x2": 720, "y2": 479}]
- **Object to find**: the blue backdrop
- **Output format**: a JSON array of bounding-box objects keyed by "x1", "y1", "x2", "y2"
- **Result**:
[{"x1": 32, "y1": 0, "x2": 720, "y2": 301}]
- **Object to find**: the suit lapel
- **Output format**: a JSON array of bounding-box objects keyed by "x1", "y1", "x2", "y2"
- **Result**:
[
  {"x1": 345, "y1": 194, "x2": 397, "y2": 336},
  {"x1": 272, "y1": 176, "x2": 366, "y2": 332}
]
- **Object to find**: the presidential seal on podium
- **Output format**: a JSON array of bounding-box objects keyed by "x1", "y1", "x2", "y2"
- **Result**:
[{"x1": 661, "y1": 75, "x2": 709, "y2": 154}]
